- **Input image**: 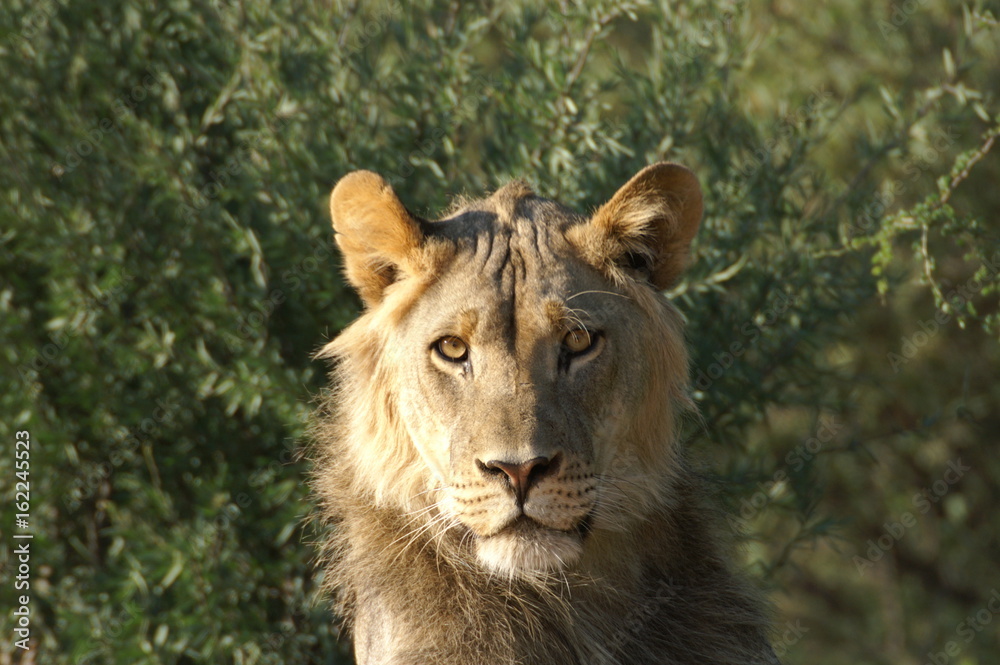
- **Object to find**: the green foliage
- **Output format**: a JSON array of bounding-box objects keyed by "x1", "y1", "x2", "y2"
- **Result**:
[{"x1": 0, "y1": 1, "x2": 997, "y2": 664}]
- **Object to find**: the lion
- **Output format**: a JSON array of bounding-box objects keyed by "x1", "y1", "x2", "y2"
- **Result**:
[{"x1": 309, "y1": 163, "x2": 779, "y2": 664}]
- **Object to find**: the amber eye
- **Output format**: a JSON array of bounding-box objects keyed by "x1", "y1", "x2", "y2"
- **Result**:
[
  {"x1": 435, "y1": 336, "x2": 469, "y2": 362},
  {"x1": 563, "y1": 328, "x2": 593, "y2": 354}
]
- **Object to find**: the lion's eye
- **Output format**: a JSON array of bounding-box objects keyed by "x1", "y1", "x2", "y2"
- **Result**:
[
  {"x1": 562, "y1": 328, "x2": 593, "y2": 355},
  {"x1": 435, "y1": 336, "x2": 469, "y2": 362}
]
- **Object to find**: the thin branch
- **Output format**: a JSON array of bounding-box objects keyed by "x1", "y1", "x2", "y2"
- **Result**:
[
  {"x1": 918, "y1": 125, "x2": 997, "y2": 308},
  {"x1": 565, "y1": 9, "x2": 623, "y2": 94},
  {"x1": 940, "y1": 127, "x2": 997, "y2": 205}
]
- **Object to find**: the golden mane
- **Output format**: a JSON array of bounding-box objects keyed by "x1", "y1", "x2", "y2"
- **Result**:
[{"x1": 307, "y1": 164, "x2": 777, "y2": 664}]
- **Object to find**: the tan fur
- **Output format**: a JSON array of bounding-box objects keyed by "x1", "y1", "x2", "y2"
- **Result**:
[{"x1": 308, "y1": 164, "x2": 778, "y2": 664}]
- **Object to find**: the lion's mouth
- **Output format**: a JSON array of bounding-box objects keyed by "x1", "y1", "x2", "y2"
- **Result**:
[
  {"x1": 487, "y1": 510, "x2": 594, "y2": 540},
  {"x1": 473, "y1": 514, "x2": 591, "y2": 578}
]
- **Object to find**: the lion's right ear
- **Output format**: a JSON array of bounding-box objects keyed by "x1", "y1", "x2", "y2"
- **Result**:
[
  {"x1": 329, "y1": 171, "x2": 424, "y2": 306},
  {"x1": 570, "y1": 163, "x2": 703, "y2": 290}
]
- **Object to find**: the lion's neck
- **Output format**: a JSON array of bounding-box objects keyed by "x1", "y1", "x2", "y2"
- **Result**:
[{"x1": 328, "y1": 482, "x2": 773, "y2": 665}]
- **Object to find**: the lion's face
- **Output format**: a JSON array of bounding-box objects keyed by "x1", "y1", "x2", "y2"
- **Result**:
[
  {"x1": 394, "y1": 215, "x2": 657, "y2": 577},
  {"x1": 324, "y1": 166, "x2": 702, "y2": 579}
]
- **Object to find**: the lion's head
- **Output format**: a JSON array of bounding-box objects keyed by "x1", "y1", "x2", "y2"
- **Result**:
[{"x1": 317, "y1": 164, "x2": 702, "y2": 580}]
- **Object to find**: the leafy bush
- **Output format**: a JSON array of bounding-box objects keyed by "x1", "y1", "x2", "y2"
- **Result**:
[{"x1": 0, "y1": 1, "x2": 997, "y2": 663}]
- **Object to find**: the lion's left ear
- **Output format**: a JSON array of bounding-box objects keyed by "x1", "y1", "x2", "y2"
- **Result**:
[
  {"x1": 570, "y1": 163, "x2": 703, "y2": 290},
  {"x1": 329, "y1": 171, "x2": 425, "y2": 307}
]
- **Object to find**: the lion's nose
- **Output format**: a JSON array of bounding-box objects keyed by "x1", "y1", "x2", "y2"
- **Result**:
[{"x1": 478, "y1": 455, "x2": 559, "y2": 506}]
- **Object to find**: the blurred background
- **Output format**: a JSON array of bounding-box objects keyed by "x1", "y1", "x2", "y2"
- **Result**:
[{"x1": 1, "y1": 0, "x2": 998, "y2": 663}]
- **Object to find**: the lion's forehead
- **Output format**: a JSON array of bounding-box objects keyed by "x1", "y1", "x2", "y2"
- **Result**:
[
  {"x1": 419, "y1": 199, "x2": 617, "y2": 335},
  {"x1": 430, "y1": 193, "x2": 580, "y2": 268}
]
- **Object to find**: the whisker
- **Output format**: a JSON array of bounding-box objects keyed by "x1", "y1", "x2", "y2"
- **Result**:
[
  {"x1": 596, "y1": 473, "x2": 648, "y2": 492},
  {"x1": 566, "y1": 289, "x2": 632, "y2": 302},
  {"x1": 380, "y1": 500, "x2": 452, "y2": 562}
]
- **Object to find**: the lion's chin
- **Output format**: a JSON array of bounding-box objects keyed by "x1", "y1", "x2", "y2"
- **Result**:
[{"x1": 474, "y1": 519, "x2": 583, "y2": 579}]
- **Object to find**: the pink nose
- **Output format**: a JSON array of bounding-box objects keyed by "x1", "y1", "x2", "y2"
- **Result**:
[{"x1": 479, "y1": 456, "x2": 556, "y2": 506}]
